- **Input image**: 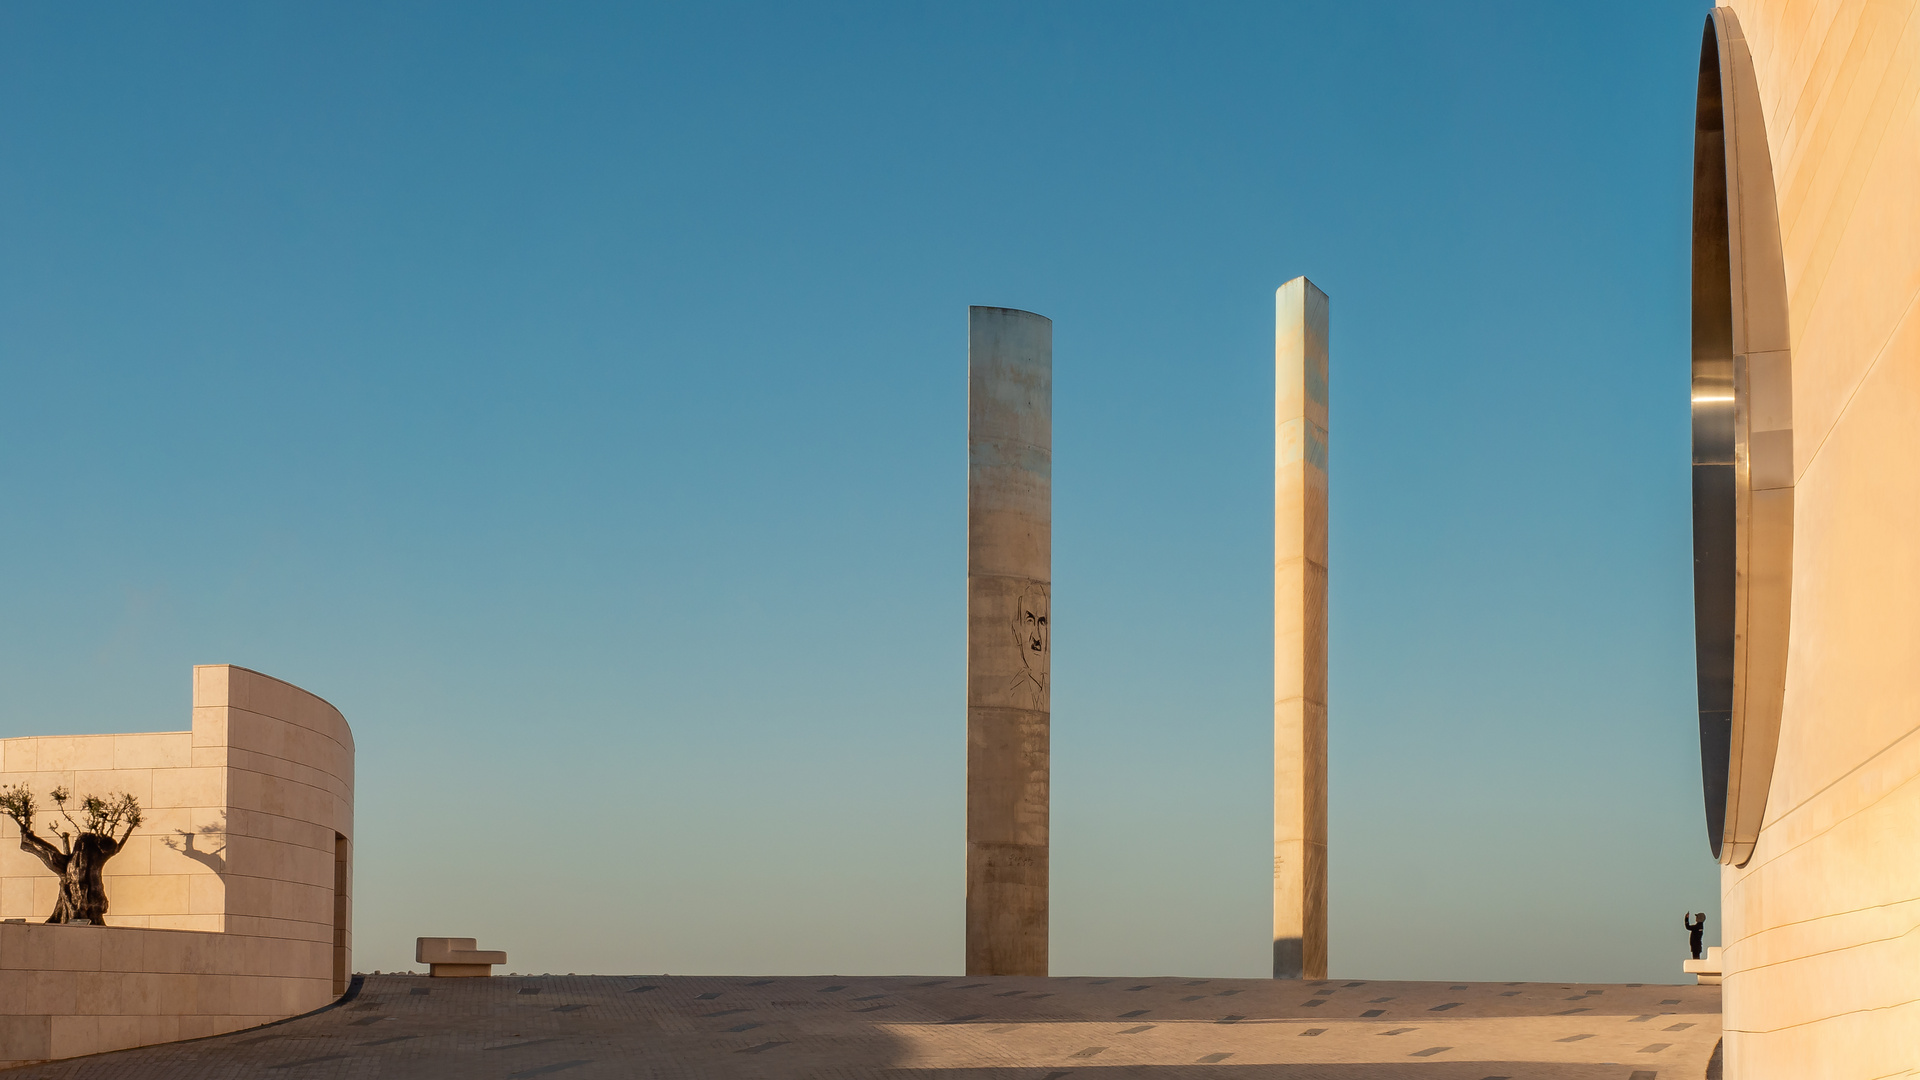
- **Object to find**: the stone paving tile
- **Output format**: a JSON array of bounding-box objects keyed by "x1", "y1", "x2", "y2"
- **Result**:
[{"x1": 0, "y1": 975, "x2": 1720, "y2": 1079}]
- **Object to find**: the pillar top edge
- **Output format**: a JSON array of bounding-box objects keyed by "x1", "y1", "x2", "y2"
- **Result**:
[
  {"x1": 969, "y1": 305, "x2": 1051, "y2": 323},
  {"x1": 1276, "y1": 277, "x2": 1328, "y2": 300}
]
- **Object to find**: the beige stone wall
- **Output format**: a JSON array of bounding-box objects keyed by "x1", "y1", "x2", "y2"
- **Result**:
[
  {"x1": 0, "y1": 665, "x2": 354, "y2": 1067},
  {"x1": 1717, "y1": 2, "x2": 1920, "y2": 1076},
  {"x1": 0, "y1": 731, "x2": 224, "y2": 930},
  {"x1": 0, "y1": 921, "x2": 327, "y2": 1068}
]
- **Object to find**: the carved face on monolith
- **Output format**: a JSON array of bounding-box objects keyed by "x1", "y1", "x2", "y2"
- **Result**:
[{"x1": 1012, "y1": 583, "x2": 1049, "y2": 699}]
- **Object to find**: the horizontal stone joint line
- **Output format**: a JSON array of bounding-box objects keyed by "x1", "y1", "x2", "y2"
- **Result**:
[
  {"x1": 1722, "y1": 992, "x2": 1920, "y2": 1034},
  {"x1": 1746, "y1": 729, "x2": 1920, "y2": 867}
]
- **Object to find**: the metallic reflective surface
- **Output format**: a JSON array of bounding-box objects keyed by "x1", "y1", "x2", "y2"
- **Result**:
[{"x1": 1690, "y1": 8, "x2": 1794, "y2": 867}]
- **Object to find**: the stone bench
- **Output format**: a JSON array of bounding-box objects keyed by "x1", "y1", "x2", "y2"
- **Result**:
[
  {"x1": 1682, "y1": 945, "x2": 1723, "y2": 985},
  {"x1": 416, "y1": 937, "x2": 507, "y2": 978}
]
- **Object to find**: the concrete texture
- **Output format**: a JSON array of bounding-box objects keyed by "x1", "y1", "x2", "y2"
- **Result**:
[
  {"x1": 1701, "y1": 2, "x2": 1920, "y2": 1075},
  {"x1": 966, "y1": 306, "x2": 1052, "y2": 978},
  {"x1": 0, "y1": 665, "x2": 354, "y2": 1067},
  {"x1": 1273, "y1": 278, "x2": 1329, "y2": 981},
  {"x1": 0, "y1": 974, "x2": 1721, "y2": 1078}
]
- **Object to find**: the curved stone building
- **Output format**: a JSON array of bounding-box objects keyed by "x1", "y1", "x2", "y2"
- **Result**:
[
  {"x1": 1690, "y1": 3, "x2": 1920, "y2": 1075},
  {"x1": 0, "y1": 665, "x2": 353, "y2": 1068}
]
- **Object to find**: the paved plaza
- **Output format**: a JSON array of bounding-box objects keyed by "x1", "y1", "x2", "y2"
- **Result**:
[{"x1": 3, "y1": 974, "x2": 1719, "y2": 1079}]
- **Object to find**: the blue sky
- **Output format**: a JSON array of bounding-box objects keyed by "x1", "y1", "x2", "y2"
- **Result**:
[{"x1": 0, "y1": 1, "x2": 1717, "y2": 981}]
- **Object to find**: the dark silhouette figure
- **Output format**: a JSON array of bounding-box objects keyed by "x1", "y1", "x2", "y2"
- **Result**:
[{"x1": 1684, "y1": 911, "x2": 1707, "y2": 960}]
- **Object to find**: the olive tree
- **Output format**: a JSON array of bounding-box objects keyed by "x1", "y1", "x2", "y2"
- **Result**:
[{"x1": 0, "y1": 784, "x2": 142, "y2": 924}]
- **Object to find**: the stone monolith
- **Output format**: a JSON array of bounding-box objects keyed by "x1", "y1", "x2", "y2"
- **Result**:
[
  {"x1": 1274, "y1": 277, "x2": 1328, "y2": 980},
  {"x1": 966, "y1": 305, "x2": 1051, "y2": 977}
]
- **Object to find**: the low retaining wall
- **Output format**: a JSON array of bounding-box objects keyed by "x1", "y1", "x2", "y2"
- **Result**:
[{"x1": 0, "y1": 920, "x2": 334, "y2": 1068}]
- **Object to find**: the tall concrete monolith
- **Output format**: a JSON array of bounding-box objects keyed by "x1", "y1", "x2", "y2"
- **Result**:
[
  {"x1": 966, "y1": 305, "x2": 1051, "y2": 977},
  {"x1": 1273, "y1": 277, "x2": 1328, "y2": 980}
]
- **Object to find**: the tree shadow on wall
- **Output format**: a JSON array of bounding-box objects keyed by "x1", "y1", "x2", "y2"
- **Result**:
[{"x1": 162, "y1": 820, "x2": 226, "y2": 874}]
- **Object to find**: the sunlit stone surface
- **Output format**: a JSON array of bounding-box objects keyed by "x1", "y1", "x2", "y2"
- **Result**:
[
  {"x1": 966, "y1": 306, "x2": 1052, "y2": 978},
  {"x1": 0, "y1": 973, "x2": 1721, "y2": 1078}
]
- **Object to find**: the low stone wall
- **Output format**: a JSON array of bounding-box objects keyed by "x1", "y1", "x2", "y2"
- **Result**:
[{"x1": 0, "y1": 915, "x2": 334, "y2": 1068}]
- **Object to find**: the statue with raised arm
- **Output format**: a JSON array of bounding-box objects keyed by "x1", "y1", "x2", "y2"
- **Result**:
[{"x1": 1684, "y1": 911, "x2": 1707, "y2": 960}]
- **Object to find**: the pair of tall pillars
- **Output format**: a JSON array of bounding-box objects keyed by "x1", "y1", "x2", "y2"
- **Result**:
[{"x1": 963, "y1": 282, "x2": 1328, "y2": 981}]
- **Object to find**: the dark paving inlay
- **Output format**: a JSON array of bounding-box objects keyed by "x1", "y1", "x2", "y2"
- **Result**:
[
  {"x1": 1215, "y1": 1015, "x2": 1244, "y2": 1025},
  {"x1": 1368, "y1": 997, "x2": 1394, "y2": 1003},
  {"x1": 1185, "y1": 980, "x2": 1211, "y2": 985},
  {"x1": 1564, "y1": 995, "x2": 1589, "y2": 1001},
  {"x1": 853, "y1": 1005, "x2": 893, "y2": 1013},
  {"x1": 1630, "y1": 1073, "x2": 1657, "y2": 1080},
  {"x1": 241, "y1": 1033, "x2": 288, "y2": 1043},
  {"x1": 1042, "y1": 1073, "x2": 1071, "y2": 1080},
  {"x1": 821, "y1": 985, "x2": 847, "y2": 992},
  {"x1": 1429, "y1": 1002, "x2": 1463, "y2": 1011},
  {"x1": 1299, "y1": 1029, "x2": 1326, "y2": 1037},
  {"x1": 698, "y1": 1009, "x2": 752, "y2": 1018},
  {"x1": 746, "y1": 979, "x2": 774, "y2": 986},
  {"x1": 1361, "y1": 1009, "x2": 1385, "y2": 1017},
  {"x1": 360, "y1": 1035, "x2": 422, "y2": 1046},
  {"x1": 269, "y1": 1055, "x2": 351, "y2": 1070},
  {"x1": 484, "y1": 1038, "x2": 565, "y2": 1052},
  {"x1": 1344, "y1": 981, "x2": 1366, "y2": 987},
  {"x1": 695, "y1": 992, "x2": 722, "y2": 1000},
  {"x1": 628, "y1": 985, "x2": 658, "y2": 993},
  {"x1": 1449, "y1": 985, "x2": 1468, "y2": 990},
  {"x1": 957, "y1": 983, "x2": 988, "y2": 989},
  {"x1": 1499, "y1": 991, "x2": 1522, "y2": 997},
  {"x1": 1555, "y1": 1007, "x2": 1592, "y2": 1015},
  {"x1": 1557, "y1": 1034, "x2": 1595, "y2": 1042},
  {"x1": 1666, "y1": 1022, "x2": 1696, "y2": 1031},
  {"x1": 507, "y1": 1064, "x2": 590, "y2": 1079},
  {"x1": 409, "y1": 987, "x2": 430, "y2": 995},
  {"x1": 1304, "y1": 999, "x2": 1325, "y2": 1007},
  {"x1": 519, "y1": 988, "x2": 542, "y2": 995},
  {"x1": 995, "y1": 990, "x2": 1024, "y2": 997},
  {"x1": 1659, "y1": 998, "x2": 1681, "y2": 1005},
  {"x1": 1215, "y1": 989, "x2": 1242, "y2": 996},
  {"x1": 1639, "y1": 1043, "x2": 1672, "y2": 1053},
  {"x1": 736, "y1": 1042, "x2": 790, "y2": 1054},
  {"x1": 852, "y1": 994, "x2": 886, "y2": 1001},
  {"x1": 727, "y1": 1023, "x2": 760, "y2": 1032},
  {"x1": 1198, "y1": 1053, "x2": 1232, "y2": 1063},
  {"x1": 1070, "y1": 1047, "x2": 1106, "y2": 1058},
  {"x1": 1182, "y1": 995, "x2": 1205, "y2": 1001},
  {"x1": 1630, "y1": 1014, "x2": 1657, "y2": 1022},
  {"x1": 916, "y1": 980, "x2": 947, "y2": 987},
  {"x1": 1410, "y1": 1047, "x2": 1452, "y2": 1058},
  {"x1": 348, "y1": 1016, "x2": 387, "y2": 1026},
  {"x1": 1119, "y1": 1010, "x2": 1149, "y2": 1018},
  {"x1": 1126, "y1": 985, "x2": 1151, "y2": 991},
  {"x1": 552, "y1": 1004, "x2": 590, "y2": 1013},
  {"x1": 1381, "y1": 1028, "x2": 1416, "y2": 1036},
  {"x1": 1119, "y1": 1025, "x2": 1153, "y2": 1034},
  {"x1": 940, "y1": 1014, "x2": 985, "y2": 1024}
]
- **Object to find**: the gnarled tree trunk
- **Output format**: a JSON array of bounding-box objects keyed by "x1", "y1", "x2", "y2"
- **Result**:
[{"x1": 17, "y1": 829, "x2": 124, "y2": 924}]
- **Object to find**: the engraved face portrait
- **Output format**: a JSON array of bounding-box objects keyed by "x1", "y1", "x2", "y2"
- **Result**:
[{"x1": 1012, "y1": 583, "x2": 1049, "y2": 699}]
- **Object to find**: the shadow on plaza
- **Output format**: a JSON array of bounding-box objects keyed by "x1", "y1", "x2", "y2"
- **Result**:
[{"x1": 879, "y1": 1060, "x2": 1658, "y2": 1068}]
